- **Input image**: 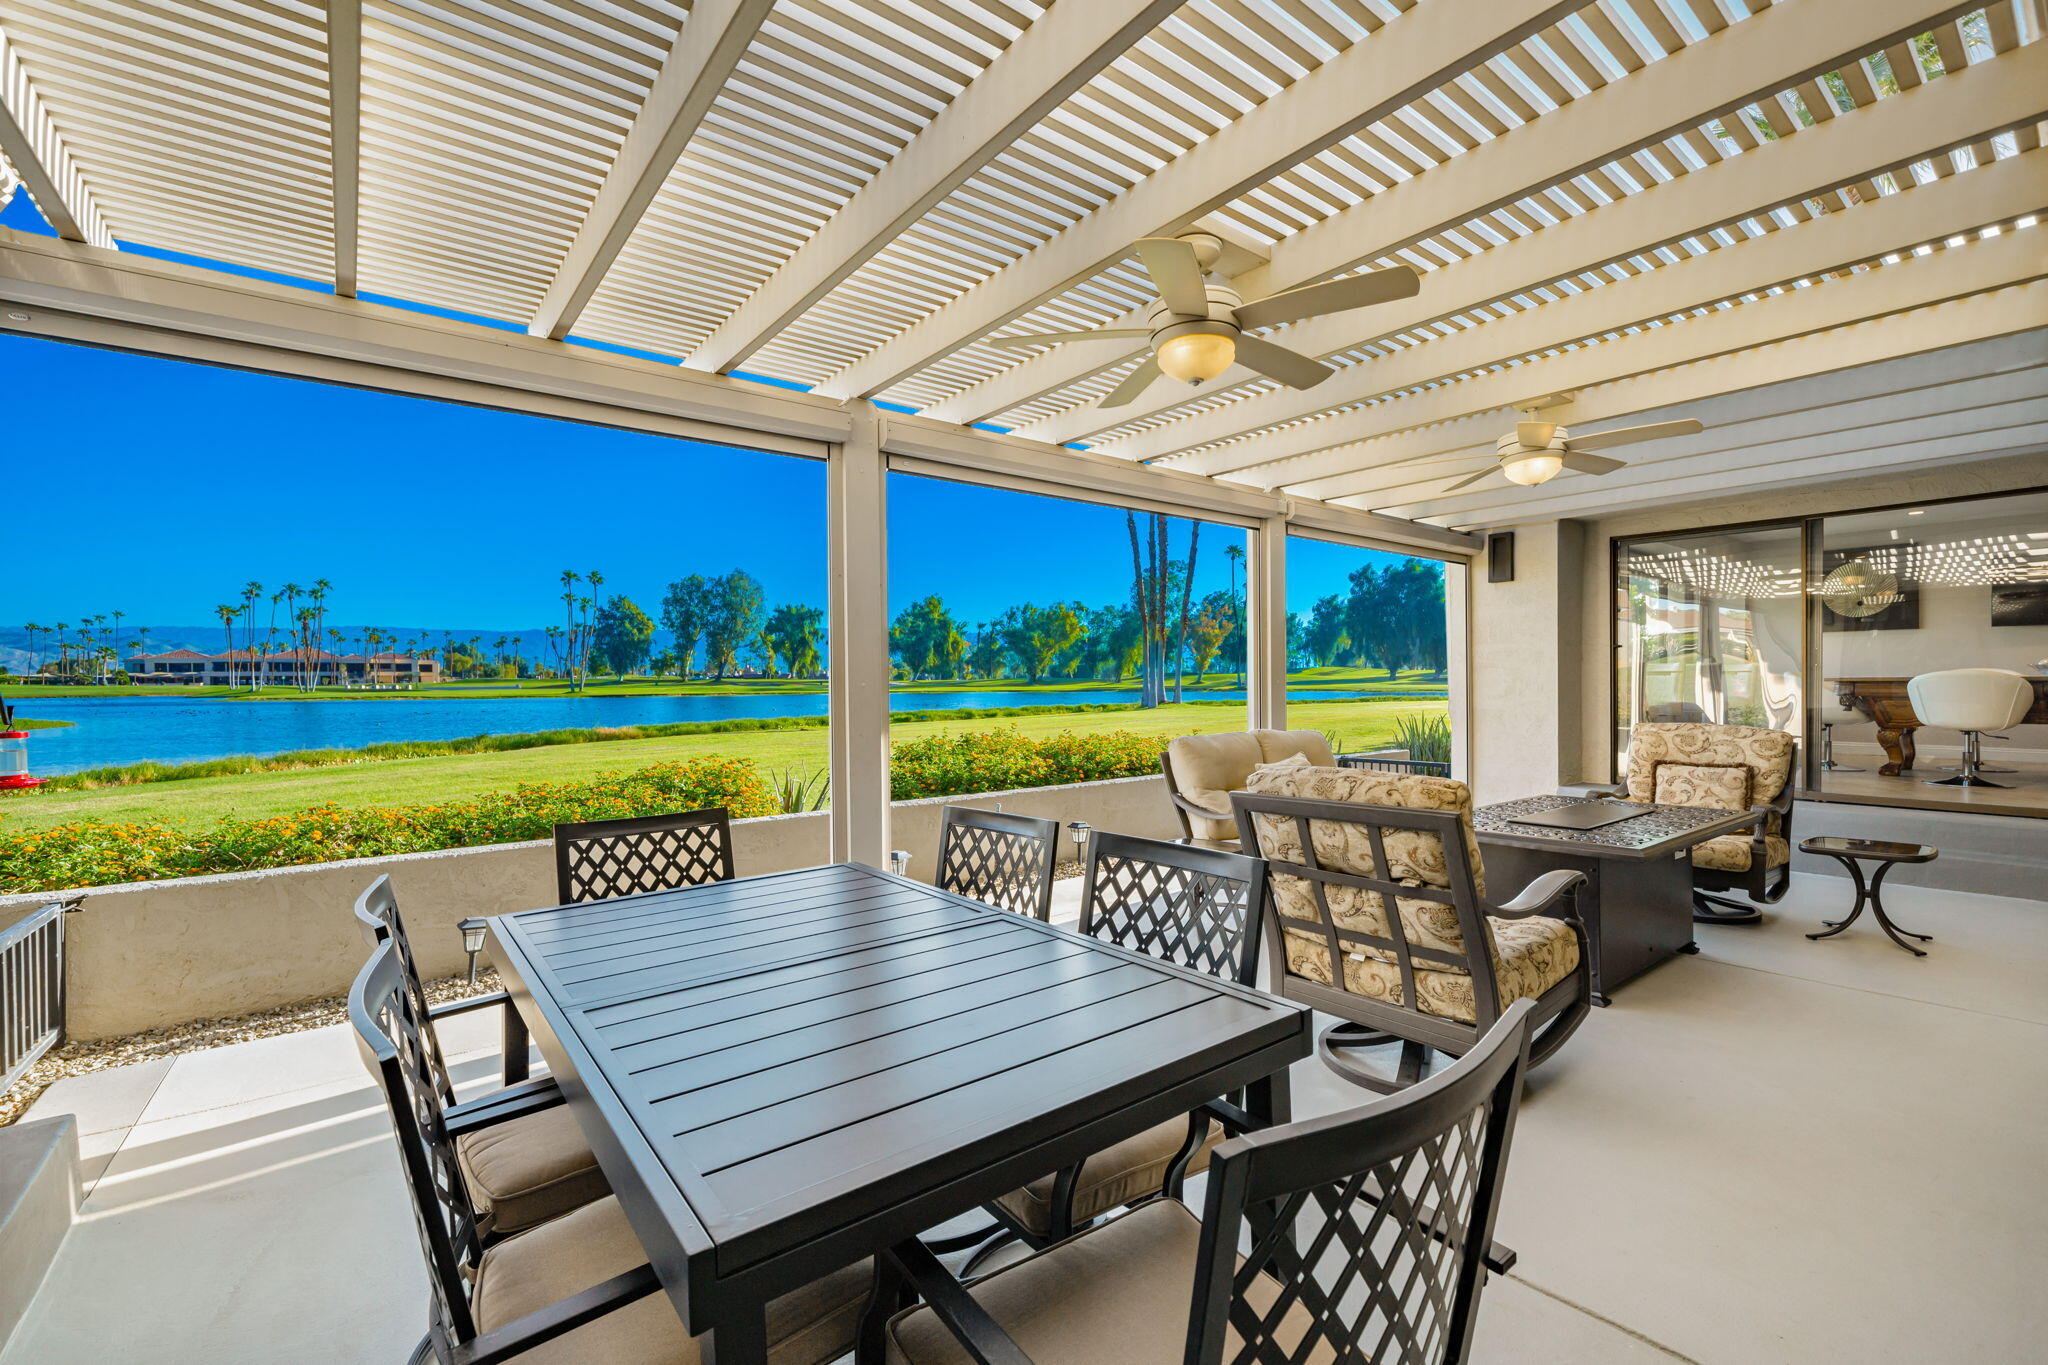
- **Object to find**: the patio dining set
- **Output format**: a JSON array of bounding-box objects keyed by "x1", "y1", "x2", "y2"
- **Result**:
[{"x1": 345, "y1": 756, "x2": 1602, "y2": 1365}]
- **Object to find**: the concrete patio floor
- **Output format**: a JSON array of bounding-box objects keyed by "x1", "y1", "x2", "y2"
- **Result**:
[{"x1": 6, "y1": 872, "x2": 2044, "y2": 1364}]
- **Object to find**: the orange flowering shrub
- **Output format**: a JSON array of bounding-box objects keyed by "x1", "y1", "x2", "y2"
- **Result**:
[
  {"x1": 889, "y1": 726, "x2": 1163, "y2": 800},
  {"x1": 0, "y1": 757, "x2": 779, "y2": 894}
]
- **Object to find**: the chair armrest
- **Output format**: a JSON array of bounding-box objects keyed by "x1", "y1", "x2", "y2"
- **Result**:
[
  {"x1": 1489, "y1": 868, "x2": 1587, "y2": 920},
  {"x1": 443, "y1": 1077, "x2": 564, "y2": 1137},
  {"x1": 883, "y1": 1237, "x2": 1036, "y2": 1365},
  {"x1": 453, "y1": 1264, "x2": 662, "y2": 1365},
  {"x1": 1166, "y1": 790, "x2": 1231, "y2": 821},
  {"x1": 429, "y1": 990, "x2": 511, "y2": 1020}
]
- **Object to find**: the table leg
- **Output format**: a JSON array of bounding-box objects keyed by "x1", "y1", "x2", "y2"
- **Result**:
[
  {"x1": 1864, "y1": 861, "x2": 1932, "y2": 956},
  {"x1": 702, "y1": 1305, "x2": 769, "y2": 1365},
  {"x1": 502, "y1": 1004, "x2": 531, "y2": 1086},
  {"x1": 1807, "y1": 858, "x2": 1929, "y2": 956},
  {"x1": 1876, "y1": 724, "x2": 1917, "y2": 777},
  {"x1": 1246, "y1": 1062, "x2": 1293, "y2": 1129}
]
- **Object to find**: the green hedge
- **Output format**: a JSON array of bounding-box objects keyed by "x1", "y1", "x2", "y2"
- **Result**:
[{"x1": 890, "y1": 725, "x2": 1163, "y2": 800}]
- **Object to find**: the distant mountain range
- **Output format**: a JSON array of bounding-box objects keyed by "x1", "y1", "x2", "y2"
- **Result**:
[{"x1": 0, "y1": 625, "x2": 564, "y2": 676}]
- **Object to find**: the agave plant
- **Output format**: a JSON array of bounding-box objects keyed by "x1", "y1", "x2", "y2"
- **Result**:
[{"x1": 771, "y1": 766, "x2": 830, "y2": 813}]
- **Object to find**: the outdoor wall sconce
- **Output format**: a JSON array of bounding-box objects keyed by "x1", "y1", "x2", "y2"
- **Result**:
[{"x1": 458, "y1": 917, "x2": 488, "y2": 984}]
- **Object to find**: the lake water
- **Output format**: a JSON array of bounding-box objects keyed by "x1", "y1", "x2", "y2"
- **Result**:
[{"x1": 13, "y1": 688, "x2": 1419, "y2": 774}]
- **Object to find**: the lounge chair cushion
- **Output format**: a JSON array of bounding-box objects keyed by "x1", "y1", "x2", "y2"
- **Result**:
[
  {"x1": 456, "y1": 1104, "x2": 610, "y2": 1238},
  {"x1": 1691, "y1": 834, "x2": 1791, "y2": 874},
  {"x1": 474, "y1": 1195, "x2": 870, "y2": 1365},
  {"x1": 1624, "y1": 722, "x2": 1793, "y2": 833},
  {"x1": 1167, "y1": 730, "x2": 1336, "y2": 840},
  {"x1": 885, "y1": 1199, "x2": 1329, "y2": 1365},
  {"x1": 1650, "y1": 761, "x2": 1753, "y2": 810},
  {"x1": 1278, "y1": 912, "x2": 1580, "y2": 1022},
  {"x1": 993, "y1": 1118, "x2": 1223, "y2": 1236}
]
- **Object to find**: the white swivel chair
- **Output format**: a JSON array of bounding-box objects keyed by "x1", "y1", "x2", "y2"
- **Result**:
[{"x1": 1906, "y1": 669, "x2": 2034, "y2": 789}]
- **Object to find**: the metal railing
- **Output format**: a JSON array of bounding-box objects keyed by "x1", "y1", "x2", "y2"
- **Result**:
[
  {"x1": 1337, "y1": 754, "x2": 1453, "y2": 778},
  {"x1": 1, "y1": 903, "x2": 66, "y2": 1093}
]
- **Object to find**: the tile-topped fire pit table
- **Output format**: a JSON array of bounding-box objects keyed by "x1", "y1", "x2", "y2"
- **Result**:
[{"x1": 1474, "y1": 795, "x2": 1759, "y2": 1004}]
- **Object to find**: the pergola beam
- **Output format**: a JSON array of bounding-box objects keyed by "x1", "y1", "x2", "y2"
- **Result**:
[
  {"x1": 685, "y1": 0, "x2": 1184, "y2": 375},
  {"x1": 326, "y1": 0, "x2": 362, "y2": 298},
  {"x1": 1362, "y1": 365, "x2": 2048, "y2": 518},
  {"x1": 1141, "y1": 149, "x2": 2047, "y2": 474},
  {"x1": 812, "y1": 0, "x2": 1589, "y2": 401},
  {"x1": 1027, "y1": 41, "x2": 2048, "y2": 445},
  {"x1": 925, "y1": 0, "x2": 1988, "y2": 429},
  {"x1": 526, "y1": 0, "x2": 775, "y2": 341},
  {"x1": 1290, "y1": 324, "x2": 2048, "y2": 502},
  {"x1": 0, "y1": 24, "x2": 111, "y2": 247}
]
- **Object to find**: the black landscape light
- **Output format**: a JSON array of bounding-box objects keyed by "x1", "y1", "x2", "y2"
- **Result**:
[{"x1": 458, "y1": 917, "x2": 488, "y2": 984}]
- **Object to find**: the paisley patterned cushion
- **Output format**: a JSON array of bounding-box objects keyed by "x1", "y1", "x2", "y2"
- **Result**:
[
  {"x1": 1691, "y1": 834, "x2": 1791, "y2": 873},
  {"x1": 1651, "y1": 762, "x2": 1752, "y2": 811},
  {"x1": 1281, "y1": 915, "x2": 1578, "y2": 1023},
  {"x1": 1624, "y1": 722, "x2": 1794, "y2": 833},
  {"x1": 1242, "y1": 763, "x2": 1486, "y2": 975}
]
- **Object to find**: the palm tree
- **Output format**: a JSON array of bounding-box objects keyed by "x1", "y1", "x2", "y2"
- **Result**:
[
  {"x1": 132, "y1": 625, "x2": 151, "y2": 675},
  {"x1": 1223, "y1": 542, "x2": 1246, "y2": 684},
  {"x1": 239, "y1": 582, "x2": 264, "y2": 690},
  {"x1": 109, "y1": 609, "x2": 125, "y2": 676},
  {"x1": 215, "y1": 605, "x2": 238, "y2": 687}
]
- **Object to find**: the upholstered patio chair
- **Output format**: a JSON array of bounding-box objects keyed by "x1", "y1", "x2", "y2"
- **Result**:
[
  {"x1": 1229, "y1": 764, "x2": 1590, "y2": 1095},
  {"x1": 934, "y1": 805, "x2": 1058, "y2": 920},
  {"x1": 350, "y1": 941, "x2": 873, "y2": 1364},
  {"x1": 877, "y1": 1001, "x2": 1538, "y2": 1365},
  {"x1": 1609, "y1": 721, "x2": 1798, "y2": 925},
  {"x1": 554, "y1": 807, "x2": 735, "y2": 905},
  {"x1": 945, "y1": 834, "x2": 1269, "y2": 1270},
  {"x1": 354, "y1": 877, "x2": 609, "y2": 1242},
  {"x1": 1160, "y1": 728, "x2": 1337, "y2": 847}
]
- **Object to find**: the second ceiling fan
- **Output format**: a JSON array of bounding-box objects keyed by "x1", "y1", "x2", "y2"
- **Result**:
[{"x1": 989, "y1": 233, "x2": 1421, "y2": 408}]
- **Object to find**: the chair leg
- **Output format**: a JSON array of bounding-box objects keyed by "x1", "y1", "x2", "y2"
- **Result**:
[
  {"x1": 1318, "y1": 1021, "x2": 1431, "y2": 1095},
  {"x1": 1693, "y1": 890, "x2": 1763, "y2": 925},
  {"x1": 958, "y1": 1228, "x2": 1027, "y2": 1279},
  {"x1": 921, "y1": 1220, "x2": 1007, "y2": 1254},
  {"x1": 1925, "y1": 731, "x2": 2012, "y2": 788}
]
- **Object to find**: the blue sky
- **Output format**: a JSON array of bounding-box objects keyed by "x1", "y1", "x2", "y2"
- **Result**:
[{"x1": 2, "y1": 190, "x2": 1415, "y2": 634}]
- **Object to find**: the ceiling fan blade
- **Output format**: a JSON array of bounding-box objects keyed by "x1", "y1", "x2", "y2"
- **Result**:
[
  {"x1": 1233, "y1": 333, "x2": 1332, "y2": 390},
  {"x1": 1560, "y1": 450, "x2": 1626, "y2": 475},
  {"x1": 1232, "y1": 265, "x2": 1421, "y2": 331},
  {"x1": 1443, "y1": 464, "x2": 1503, "y2": 492},
  {"x1": 1133, "y1": 238, "x2": 1211, "y2": 315},
  {"x1": 1097, "y1": 357, "x2": 1163, "y2": 408},
  {"x1": 985, "y1": 329, "x2": 1150, "y2": 349},
  {"x1": 1516, "y1": 420, "x2": 1557, "y2": 447},
  {"x1": 1565, "y1": 418, "x2": 1704, "y2": 453}
]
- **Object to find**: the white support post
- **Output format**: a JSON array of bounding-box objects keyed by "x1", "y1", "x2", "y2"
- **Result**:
[
  {"x1": 1248, "y1": 515, "x2": 1289, "y2": 732},
  {"x1": 828, "y1": 404, "x2": 892, "y2": 866},
  {"x1": 1445, "y1": 559, "x2": 1472, "y2": 783}
]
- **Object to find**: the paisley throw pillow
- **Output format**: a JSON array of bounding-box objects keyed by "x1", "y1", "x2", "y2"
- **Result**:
[{"x1": 1652, "y1": 761, "x2": 1752, "y2": 810}]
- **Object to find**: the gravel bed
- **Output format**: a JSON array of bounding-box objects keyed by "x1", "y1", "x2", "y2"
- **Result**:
[{"x1": 0, "y1": 969, "x2": 506, "y2": 1128}]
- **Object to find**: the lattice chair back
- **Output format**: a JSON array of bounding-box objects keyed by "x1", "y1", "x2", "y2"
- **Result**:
[
  {"x1": 350, "y1": 941, "x2": 484, "y2": 1344},
  {"x1": 935, "y1": 806, "x2": 1059, "y2": 920},
  {"x1": 353, "y1": 875, "x2": 457, "y2": 1111},
  {"x1": 1079, "y1": 831, "x2": 1267, "y2": 985},
  {"x1": 1232, "y1": 768, "x2": 1506, "y2": 1029},
  {"x1": 553, "y1": 807, "x2": 736, "y2": 905},
  {"x1": 1190, "y1": 1000, "x2": 1536, "y2": 1365}
]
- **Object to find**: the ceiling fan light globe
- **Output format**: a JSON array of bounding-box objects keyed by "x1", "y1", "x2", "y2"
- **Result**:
[
  {"x1": 1501, "y1": 452, "x2": 1564, "y2": 487},
  {"x1": 1156, "y1": 331, "x2": 1236, "y2": 385}
]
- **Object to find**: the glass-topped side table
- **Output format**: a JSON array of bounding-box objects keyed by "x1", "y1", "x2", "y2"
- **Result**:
[{"x1": 1799, "y1": 837, "x2": 1939, "y2": 957}]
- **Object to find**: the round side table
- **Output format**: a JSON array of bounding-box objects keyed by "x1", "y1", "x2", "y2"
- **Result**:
[{"x1": 1799, "y1": 837, "x2": 1938, "y2": 956}]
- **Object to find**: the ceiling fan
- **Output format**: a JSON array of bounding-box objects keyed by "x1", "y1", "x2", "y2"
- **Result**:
[
  {"x1": 1445, "y1": 406, "x2": 1706, "y2": 490},
  {"x1": 987, "y1": 233, "x2": 1420, "y2": 408}
]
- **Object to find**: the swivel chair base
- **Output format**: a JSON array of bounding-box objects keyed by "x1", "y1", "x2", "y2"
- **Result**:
[{"x1": 1693, "y1": 891, "x2": 1763, "y2": 925}]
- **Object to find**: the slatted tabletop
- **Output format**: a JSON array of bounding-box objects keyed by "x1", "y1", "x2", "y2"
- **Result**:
[{"x1": 488, "y1": 861, "x2": 1309, "y2": 1354}]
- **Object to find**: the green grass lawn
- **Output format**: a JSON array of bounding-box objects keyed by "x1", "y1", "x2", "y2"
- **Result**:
[
  {"x1": 0, "y1": 696, "x2": 1444, "y2": 833},
  {"x1": 9, "y1": 667, "x2": 1445, "y2": 704}
]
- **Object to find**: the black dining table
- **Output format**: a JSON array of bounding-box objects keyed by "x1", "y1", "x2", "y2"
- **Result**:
[{"x1": 487, "y1": 861, "x2": 1310, "y2": 1362}]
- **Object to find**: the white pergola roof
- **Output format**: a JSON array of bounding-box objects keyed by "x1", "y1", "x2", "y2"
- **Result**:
[{"x1": 0, "y1": 0, "x2": 2042, "y2": 528}]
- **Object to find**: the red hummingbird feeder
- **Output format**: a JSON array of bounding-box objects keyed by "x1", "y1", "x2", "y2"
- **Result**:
[{"x1": 0, "y1": 696, "x2": 46, "y2": 789}]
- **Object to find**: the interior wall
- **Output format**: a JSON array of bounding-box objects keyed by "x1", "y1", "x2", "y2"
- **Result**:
[
  {"x1": 1574, "y1": 451, "x2": 2048, "y2": 781},
  {"x1": 1468, "y1": 520, "x2": 1583, "y2": 802}
]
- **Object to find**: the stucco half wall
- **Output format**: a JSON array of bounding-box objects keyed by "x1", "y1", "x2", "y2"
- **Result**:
[{"x1": 0, "y1": 775, "x2": 1178, "y2": 1041}]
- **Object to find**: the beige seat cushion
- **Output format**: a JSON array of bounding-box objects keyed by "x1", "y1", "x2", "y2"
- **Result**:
[
  {"x1": 1167, "y1": 729, "x2": 1338, "y2": 840},
  {"x1": 1281, "y1": 913, "x2": 1580, "y2": 1023},
  {"x1": 1624, "y1": 722, "x2": 1794, "y2": 833},
  {"x1": 1692, "y1": 834, "x2": 1791, "y2": 874},
  {"x1": 885, "y1": 1200, "x2": 1329, "y2": 1365},
  {"x1": 993, "y1": 1119, "x2": 1222, "y2": 1236},
  {"x1": 457, "y1": 1104, "x2": 609, "y2": 1238},
  {"x1": 475, "y1": 1195, "x2": 870, "y2": 1365}
]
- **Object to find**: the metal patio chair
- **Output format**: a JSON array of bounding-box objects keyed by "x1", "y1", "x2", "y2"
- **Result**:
[
  {"x1": 878, "y1": 1000, "x2": 1538, "y2": 1365},
  {"x1": 934, "y1": 805, "x2": 1058, "y2": 920},
  {"x1": 554, "y1": 806, "x2": 736, "y2": 905}
]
